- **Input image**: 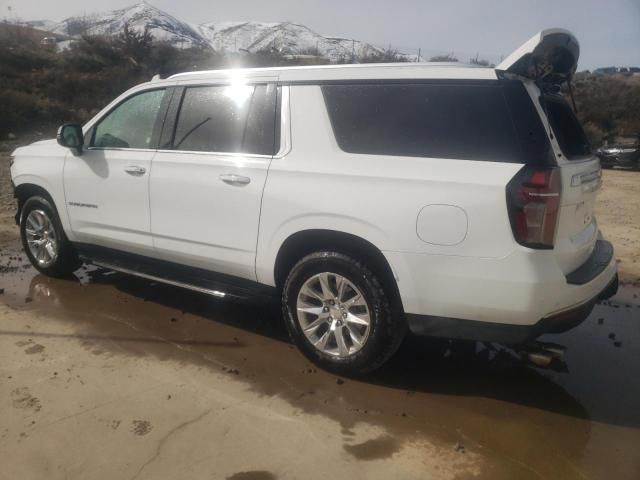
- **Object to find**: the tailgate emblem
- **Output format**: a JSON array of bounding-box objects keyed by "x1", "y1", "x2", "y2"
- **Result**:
[{"x1": 571, "y1": 169, "x2": 602, "y2": 192}]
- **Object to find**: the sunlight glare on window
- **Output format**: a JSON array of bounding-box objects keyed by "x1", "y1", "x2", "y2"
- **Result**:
[{"x1": 223, "y1": 76, "x2": 254, "y2": 107}]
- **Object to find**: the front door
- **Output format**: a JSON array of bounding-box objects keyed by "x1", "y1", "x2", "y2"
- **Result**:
[{"x1": 64, "y1": 88, "x2": 167, "y2": 254}]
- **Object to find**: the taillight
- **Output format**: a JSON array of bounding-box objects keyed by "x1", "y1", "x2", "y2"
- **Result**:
[{"x1": 506, "y1": 166, "x2": 561, "y2": 249}]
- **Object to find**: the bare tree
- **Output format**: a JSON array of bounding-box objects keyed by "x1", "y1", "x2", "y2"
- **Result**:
[{"x1": 117, "y1": 22, "x2": 153, "y2": 64}]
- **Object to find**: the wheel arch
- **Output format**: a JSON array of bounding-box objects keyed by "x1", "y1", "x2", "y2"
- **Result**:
[
  {"x1": 274, "y1": 229, "x2": 404, "y2": 314},
  {"x1": 14, "y1": 183, "x2": 61, "y2": 226}
]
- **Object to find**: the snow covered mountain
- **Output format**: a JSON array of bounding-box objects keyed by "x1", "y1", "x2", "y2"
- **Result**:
[
  {"x1": 51, "y1": 2, "x2": 208, "y2": 48},
  {"x1": 40, "y1": 2, "x2": 387, "y2": 61},
  {"x1": 197, "y1": 21, "x2": 384, "y2": 60}
]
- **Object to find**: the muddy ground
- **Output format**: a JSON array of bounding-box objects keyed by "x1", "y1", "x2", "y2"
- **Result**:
[{"x1": 1, "y1": 141, "x2": 639, "y2": 479}]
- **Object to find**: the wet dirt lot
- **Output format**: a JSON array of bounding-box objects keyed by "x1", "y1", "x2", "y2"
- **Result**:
[{"x1": 1, "y1": 147, "x2": 640, "y2": 479}]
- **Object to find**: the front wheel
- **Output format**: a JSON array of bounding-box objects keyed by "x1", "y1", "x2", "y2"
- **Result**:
[
  {"x1": 20, "y1": 196, "x2": 80, "y2": 277},
  {"x1": 282, "y1": 252, "x2": 406, "y2": 375}
]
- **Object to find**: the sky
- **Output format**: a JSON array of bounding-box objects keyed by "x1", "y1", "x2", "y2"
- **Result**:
[{"x1": 1, "y1": 0, "x2": 639, "y2": 70}]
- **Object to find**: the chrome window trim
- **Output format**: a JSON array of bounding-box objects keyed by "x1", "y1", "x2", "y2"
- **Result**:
[
  {"x1": 85, "y1": 147, "x2": 158, "y2": 153},
  {"x1": 174, "y1": 75, "x2": 279, "y2": 88},
  {"x1": 154, "y1": 149, "x2": 272, "y2": 159},
  {"x1": 274, "y1": 85, "x2": 291, "y2": 159}
]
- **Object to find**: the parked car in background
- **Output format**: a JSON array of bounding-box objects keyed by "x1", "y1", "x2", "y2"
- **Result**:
[
  {"x1": 10, "y1": 29, "x2": 618, "y2": 375},
  {"x1": 597, "y1": 142, "x2": 640, "y2": 169}
]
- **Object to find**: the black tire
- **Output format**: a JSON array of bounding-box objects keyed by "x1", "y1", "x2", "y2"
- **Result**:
[
  {"x1": 282, "y1": 251, "x2": 406, "y2": 376},
  {"x1": 20, "y1": 196, "x2": 81, "y2": 277}
]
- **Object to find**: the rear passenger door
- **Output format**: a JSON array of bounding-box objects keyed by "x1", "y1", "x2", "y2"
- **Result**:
[{"x1": 150, "y1": 81, "x2": 279, "y2": 280}]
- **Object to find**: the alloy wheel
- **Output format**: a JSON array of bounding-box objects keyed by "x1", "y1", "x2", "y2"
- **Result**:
[
  {"x1": 25, "y1": 209, "x2": 59, "y2": 268},
  {"x1": 296, "y1": 272, "x2": 371, "y2": 357}
]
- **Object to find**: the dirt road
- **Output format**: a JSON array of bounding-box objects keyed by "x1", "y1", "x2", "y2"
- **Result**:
[
  {"x1": 1, "y1": 144, "x2": 640, "y2": 479},
  {"x1": 596, "y1": 169, "x2": 640, "y2": 285}
]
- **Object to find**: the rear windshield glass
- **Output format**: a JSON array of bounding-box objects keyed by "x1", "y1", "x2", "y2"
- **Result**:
[
  {"x1": 544, "y1": 95, "x2": 591, "y2": 160},
  {"x1": 322, "y1": 83, "x2": 524, "y2": 163}
]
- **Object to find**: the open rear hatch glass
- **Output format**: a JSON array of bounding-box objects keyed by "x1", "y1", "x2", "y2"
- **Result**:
[
  {"x1": 500, "y1": 29, "x2": 604, "y2": 275},
  {"x1": 497, "y1": 29, "x2": 579, "y2": 83}
]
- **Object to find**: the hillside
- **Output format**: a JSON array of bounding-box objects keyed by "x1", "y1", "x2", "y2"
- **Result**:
[
  {"x1": 572, "y1": 73, "x2": 640, "y2": 144},
  {"x1": 40, "y1": 2, "x2": 386, "y2": 61},
  {"x1": 197, "y1": 21, "x2": 384, "y2": 60},
  {"x1": 1, "y1": 4, "x2": 638, "y2": 143},
  {"x1": 0, "y1": 22, "x2": 67, "y2": 45},
  {"x1": 50, "y1": 2, "x2": 207, "y2": 48}
]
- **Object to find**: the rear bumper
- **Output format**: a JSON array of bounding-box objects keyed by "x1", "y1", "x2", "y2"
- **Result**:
[
  {"x1": 394, "y1": 239, "x2": 618, "y2": 344},
  {"x1": 406, "y1": 273, "x2": 618, "y2": 344},
  {"x1": 566, "y1": 239, "x2": 613, "y2": 285}
]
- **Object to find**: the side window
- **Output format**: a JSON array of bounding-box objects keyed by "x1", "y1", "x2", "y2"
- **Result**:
[
  {"x1": 173, "y1": 85, "x2": 254, "y2": 153},
  {"x1": 93, "y1": 89, "x2": 166, "y2": 149},
  {"x1": 243, "y1": 84, "x2": 279, "y2": 155},
  {"x1": 322, "y1": 83, "x2": 522, "y2": 163},
  {"x1": 171, "y1": 84, "x2": 279, "y2": 155}
]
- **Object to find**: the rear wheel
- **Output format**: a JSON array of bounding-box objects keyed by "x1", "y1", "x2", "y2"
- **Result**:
[
  {"x1": 282, "y1": 251, "x2": 406, "y2": 375},
  {"x1": 20, "y1": 196, "x2": 80, "y2": 277}
]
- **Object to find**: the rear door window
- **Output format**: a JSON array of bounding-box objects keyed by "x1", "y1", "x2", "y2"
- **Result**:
[
  {"x1": 322, "y1": 83, "x2": 523, "y2": 162},
  {"x1": 544, "y1": 95, "x2": 592, "y2": 160},
  {"x1": 243, "y1": 84, "x2": 279, "y2": 155},
  {"x1": 171, "y1": 84, "x2": 279, "y2": 155}
]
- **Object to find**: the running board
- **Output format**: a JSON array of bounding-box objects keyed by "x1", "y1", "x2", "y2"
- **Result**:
[
  {"x1": 74, "y1": 243, "x2": 277, "y2": 302},
  {"x1": 92, "y1": 261, "x2": 234, "y2": 299}
]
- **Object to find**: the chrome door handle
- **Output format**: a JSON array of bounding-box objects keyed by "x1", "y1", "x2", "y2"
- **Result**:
[
  {"x1": 219, "y1": 174, "x2": 251, "y2": 186},
  {"x1": 124, "y1": 165, "x2": 146, "y2": 176}
]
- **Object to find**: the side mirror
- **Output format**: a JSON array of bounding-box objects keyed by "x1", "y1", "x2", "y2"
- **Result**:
[{"x1": 57, "y1": 123, "x2": 84, "y2": 154}]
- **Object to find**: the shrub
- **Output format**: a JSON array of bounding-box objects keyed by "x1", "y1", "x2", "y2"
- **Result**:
[
  {"x1": 429, "y1": 54, "x2": 458, "y2": 62},
  {"x1": 1, "y1": 23, "x2": 638, "y2": 145}
]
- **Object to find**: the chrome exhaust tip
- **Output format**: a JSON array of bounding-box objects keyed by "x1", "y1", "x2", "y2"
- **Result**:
[
  {"x1": 520, "y1": 341, "x2": 567, "y2": 369},
  {"x1": 526, "y1": 351, "x2": 554, "y2": 368}
]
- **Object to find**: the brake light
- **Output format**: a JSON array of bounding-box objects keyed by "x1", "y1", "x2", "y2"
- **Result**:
[{"x1": 506, "y1": 166, "x2": 561, "y2": 249}]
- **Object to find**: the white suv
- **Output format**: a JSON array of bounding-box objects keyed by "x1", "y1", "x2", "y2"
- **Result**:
[{"x1": 10, "y1": 29, "x2": 618, "y2": 374}]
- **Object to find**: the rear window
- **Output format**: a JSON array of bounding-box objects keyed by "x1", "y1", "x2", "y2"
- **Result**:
[
  {"x1": 322, "y1": 83, "x2": 525, "y2": 163},
  {"x1": 544, "y1": 95, "x2": 591, "y2": 160}
]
